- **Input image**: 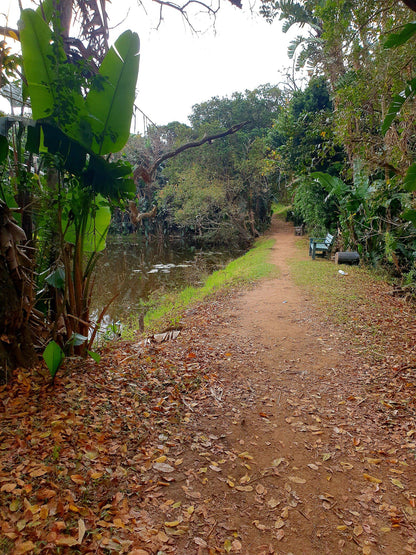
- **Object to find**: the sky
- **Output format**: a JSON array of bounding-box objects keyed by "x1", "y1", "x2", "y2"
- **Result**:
[{"x1": 2, "y1": 0, "x2": 300, "y2": 132}]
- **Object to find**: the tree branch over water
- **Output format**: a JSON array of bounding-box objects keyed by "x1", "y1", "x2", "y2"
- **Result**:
[{"x1": 134, "y1": 121, "x2": 249, "y2": 184}]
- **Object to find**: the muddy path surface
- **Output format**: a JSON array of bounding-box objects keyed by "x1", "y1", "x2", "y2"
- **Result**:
[{"x1": 144, "y1": 218, "x2": 416, "y2": 554}]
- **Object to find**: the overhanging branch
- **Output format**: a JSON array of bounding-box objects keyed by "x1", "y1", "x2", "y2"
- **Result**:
[{"x1": 134, "y1": 121, "x2": 249, "y2": 183}]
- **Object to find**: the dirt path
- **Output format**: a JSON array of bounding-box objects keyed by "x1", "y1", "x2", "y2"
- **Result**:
[
  {"x1": 2, "y1": 218, "x2": 416, "y2": 555},
  {"x1": 149, "y1": 218, "x2": 416, "y2": 554}
]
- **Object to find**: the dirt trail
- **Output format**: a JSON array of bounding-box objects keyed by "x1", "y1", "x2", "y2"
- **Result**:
[{"x1": 158, "y1": 218, "x2": 416, "y2": 554}]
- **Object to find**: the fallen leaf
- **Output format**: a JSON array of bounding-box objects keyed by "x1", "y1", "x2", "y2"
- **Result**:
[
  {"x1": 354, "y1": 525, "x2": 363, "y2": 536},
  {"x1": 275, "y1": 529, "x2": 285, "y2": 541},
  {"x1": 288, "y1": 476, "x2": 306, "y2": 484},
  {"x1": 307, "y1": 463, "x2": 319, "y2": 471},
  {"x1": 274, "y1": 518, "x2": 285, "y2": 529},
  {"x1": 363, "y1": 473, "x2": 382, "y2": 484},
  {"x1": 56, "y1": 535, "x2": 79, "y2": 546},
  {"x1": 164, "y1": 520, "x2": 182, "y2": 527},
  {"x1": 235, "y1": 485, "x2": 253, "y2": 492},
  {"x1": 153, "y1": 462, "x2": 175, "y2": 473},
  {"x1": 391, "y1": 478, "x2": 405, "y2": 489},
  {"x1": 14, "y1": 542, "x2": 35, "y2": 554},
  {"x1": 194, "y1": 537, "x2": 208, "y2": 547},
  {"x1": 78, "y1": 518, "x2": 86, "y2": 544},
  {"x1": 70, "y1": 475, "x2": 85, "y2": 485}
]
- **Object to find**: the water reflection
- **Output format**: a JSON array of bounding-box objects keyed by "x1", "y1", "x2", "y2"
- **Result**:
[{"x1": 90, "y1": 235, "x2": 240, "y2": 327}]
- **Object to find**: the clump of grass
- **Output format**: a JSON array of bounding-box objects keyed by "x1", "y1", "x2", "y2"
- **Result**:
[{"x1": 126, "y1": 237, "x2": 277, "y2": 335}]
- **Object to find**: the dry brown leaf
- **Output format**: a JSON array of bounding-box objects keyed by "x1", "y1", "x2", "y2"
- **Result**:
[
  {"x1": 363, "y1": 473, "x2": 382, "y2": 484},
  {"x1": 288, "y1": 476, "x2": 306, "y2": 484}
]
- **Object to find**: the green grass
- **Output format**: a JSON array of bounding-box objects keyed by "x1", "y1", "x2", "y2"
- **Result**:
[
  {"x1": 271, "y1": 202, "x2": 291, "y2": 220},
  {"x1": 288, "y1": 253, "x2": 394, "y2": 358},
  {"x1": 125, "y1": 237, "x2": 277, "y2": 336}
]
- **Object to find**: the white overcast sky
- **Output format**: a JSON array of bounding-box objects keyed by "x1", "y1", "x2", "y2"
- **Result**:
[{"x1": 2, "y1": 0, "x2": 300, "y2": 132}]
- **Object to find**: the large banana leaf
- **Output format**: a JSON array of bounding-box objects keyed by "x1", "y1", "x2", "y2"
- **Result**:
[
  {"x1": 382, "y1": 78, "x2": 416, "y2": 135},
  {"x1": 84, "y1": 31, "x2": 140, "y2": 155},
  {"x1": 62, "y1": 194, "x2": 111, "y2": 253},
  {"x1": 19, "y1": 9, "x2": 57, "y2": 120}
]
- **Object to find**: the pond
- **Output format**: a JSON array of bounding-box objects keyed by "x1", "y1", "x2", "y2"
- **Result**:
[{"x1": 90, "y1": 234, "x2": 241, "y2": 333}]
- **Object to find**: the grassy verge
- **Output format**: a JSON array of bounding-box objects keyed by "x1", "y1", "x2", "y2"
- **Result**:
[
  {"x1": 288, "y1": 242, "x2": 399, "y2": 358},
  {"x1": 125, "y1": 237, "x2": 278, "y2": 336}
]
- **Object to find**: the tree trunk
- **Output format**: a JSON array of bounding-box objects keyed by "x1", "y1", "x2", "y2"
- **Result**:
[{"x1": 0, "y1": 257, "x2": 36, "y2": 381}]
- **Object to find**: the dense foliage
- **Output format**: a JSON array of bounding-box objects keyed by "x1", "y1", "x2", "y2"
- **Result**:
[
  {"x1": 261, "y1": 0, "x2": 416, "y2": 277},
  {"x1": 120, "y1": 85, "x2": 283, "y2": 246}
]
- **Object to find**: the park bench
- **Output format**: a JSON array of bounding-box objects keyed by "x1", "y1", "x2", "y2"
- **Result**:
[{"x1": 309, "y1": 233, "x2": 334, "y2": 260}]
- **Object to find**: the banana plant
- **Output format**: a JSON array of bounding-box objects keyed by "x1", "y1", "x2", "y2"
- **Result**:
[{"x1": 17, "y1": 8, "x2": 140, "y2": 363}]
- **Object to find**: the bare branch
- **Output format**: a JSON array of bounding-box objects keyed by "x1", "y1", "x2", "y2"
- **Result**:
[
  {"x1": 134, "y1": 121, "x2": 249, "y2": 183},
  {"x1": 0, "y1": 26, "x2": 20, "y2": 41}
]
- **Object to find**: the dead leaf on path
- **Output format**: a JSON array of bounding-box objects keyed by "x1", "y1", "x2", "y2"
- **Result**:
[
  {"x1": 363, "y1": 473, "x2": 382, "y2": 484},
  {"x1": 164, "y1": 519, "x2": 182, "y2": 527},
  {"x1": 56, "y1": 535, "x2": 79, "y2": 546},
  {"x1": 14, "y1": 542, "x2": 35, "y2": 554},
  {"x1": 274, "y1": 518, "x2": 285, "y2": 529},
  {"x1": 391, "y1": 478, "x2": 405, "y2": 489},
  {"x1": 128, "y1": 550, "x2": 150, "y2": 555},
  {"x1": 235, "y1": 485, "x2": 253, "y2": 492},
  {"x1": 288, "y1": 476, "x2": 306, "y2": 484},
  {"x1": 323, "y1": 453, "x2": 332, "y2": 461},
  {"x1": 354, "y1": 525, "x2": 364, "y2": 536},
  {"x1": 275, "y1": 529, "x2": 285, "y2": 541},
  {"x1": 308, "y1": 463, "x2": 319, "y2": 471},
  {"x1": 194, "y1": 537, "x2": 208, "y2": 547},
  {"x1": 1, "y1": 482, "x2": 16, "y2": 492},
  {"x1": 78, "y1": 518, "x2": 86, "y2": 544},
  {"x1": 30, "y1": 467, "x2": 48, "y2": 478},
  {"x1": 232, "y1": 539, "x2": 242, "y2": 551},
  {"x1": 70, "y1": 474, "x2": 85, "y2": 485},
  {"x1": 153, "y1": 462, "x2": 175, "y2": 473},
  {"x1": 253, "y1": 520, "x2": 267, "y2": 530},
  {"x1": 256, "y1": 484, "x2": 266, "y2": 495},
  {"x1": 267, "y1": 497, "x2": 279, "y2": 509},
  {"x1": 238, "y1": 451, "x2": 253, "y2": 460},
  {"x1": 36, "y1": 488, "x2": 57, "y2": 500},
  {"x1": 272, "y1": 458, "x2": 284, "y2": 467},
  {"x1": 340, "y1": 462, "x2": 353, "y2": 470}
]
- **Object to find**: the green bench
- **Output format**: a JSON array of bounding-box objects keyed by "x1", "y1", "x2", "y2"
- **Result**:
[{"x1": 309, "y1": 233, "x2": 334, "y2": 260}]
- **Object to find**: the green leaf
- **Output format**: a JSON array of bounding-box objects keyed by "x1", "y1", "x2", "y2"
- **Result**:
[
  {"x1": 384, "y1": 22, "x2": 416, "y2": 49},
  {"x1": 84, "y1": 30, "x2": 140, "y2": 155},
  {"x1": 36, "y1": 0, "x2": 54, "y2": 22},
  {"x1": 19, "y1": 9, "x2": 57, "y2": 120},
  {"x1": 382, "y1": 78, "x2": 416, "y2": 135},
  {"x1": 62, "y1": 194, "x2": 111, "y2": 253},
  {"x1": 404, "y1": 163, "x2": 416, "y2": 192},
  {"x1": 87, "y1": 350, "x2": 101, "y2": 363},
  {"x1": 85, "y1": 155, "x2": 136, "y2": 200},
  {"x1": 45, "y1": 266, "x2": 65, "y2": 290},
  {"x1": 402, "y1": 209, "x2": 416, "y2": 225},
  {"x1": 67, "y1": 333, "x2": 88, "y2": 348},
  {"x1": 43, "y1": 341, "x2": 65, "y2": 378},
  {"x1": 42, "y1": 123, "x2": 86, "y2": 174}
]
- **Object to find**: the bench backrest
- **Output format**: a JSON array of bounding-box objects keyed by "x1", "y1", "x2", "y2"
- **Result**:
[{"x1": 325, "y1": 233, "x2": 334, "y2": 246}]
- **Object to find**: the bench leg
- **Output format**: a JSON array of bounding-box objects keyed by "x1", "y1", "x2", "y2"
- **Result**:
[{"x1": 312, "y1": 244, "x2": 316, "y2": 259}]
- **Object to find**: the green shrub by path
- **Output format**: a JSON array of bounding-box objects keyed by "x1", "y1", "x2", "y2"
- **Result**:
[{"x1": 126, "y1": 237, "x2": 278, "y2": 336}]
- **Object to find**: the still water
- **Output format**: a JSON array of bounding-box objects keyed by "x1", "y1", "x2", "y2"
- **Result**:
[{"x1": 90, "y1": 235, "x2": 240, "y2": 330}]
